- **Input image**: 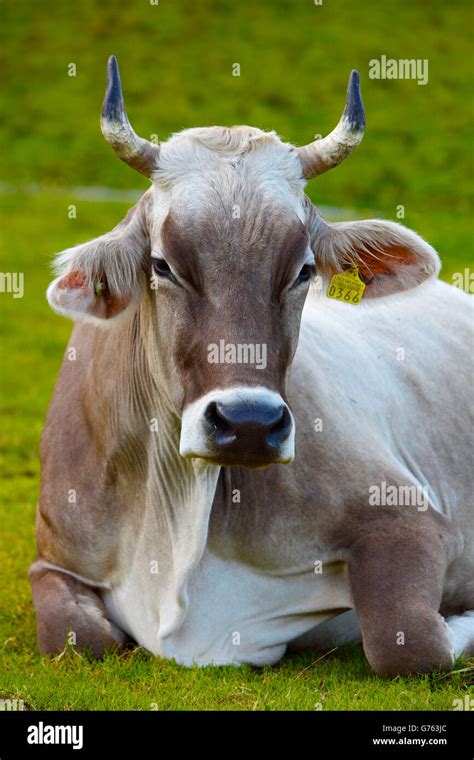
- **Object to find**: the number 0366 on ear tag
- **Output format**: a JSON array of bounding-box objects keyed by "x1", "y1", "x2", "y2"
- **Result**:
[{"x1": 326, "y1": 265, "x2": 366, "y2": 304}]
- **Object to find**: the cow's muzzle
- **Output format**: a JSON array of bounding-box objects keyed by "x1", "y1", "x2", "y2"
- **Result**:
[{"x1": 179, "y1": 387, "x2": 295, "y2": 468}]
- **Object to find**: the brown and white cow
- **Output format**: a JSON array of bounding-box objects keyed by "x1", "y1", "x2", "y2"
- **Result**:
[{"x1": 30, "y1": 57, "x2": 474, "y2": 675}]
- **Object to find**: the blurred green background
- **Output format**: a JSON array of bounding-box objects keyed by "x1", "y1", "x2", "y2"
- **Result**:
[{"x1": 0, "y1": 0, "x2": 472, "y2": 710}]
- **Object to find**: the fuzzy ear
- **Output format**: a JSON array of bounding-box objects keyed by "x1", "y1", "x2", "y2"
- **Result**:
[
  {"x1": 310, "y1": 215, "x2": 440, "y2": 299},
  {"x1": 47, "y1": 189, "x2": 152, "y2": 324},
  {"x1": 47, "y1": 268, "x2": 136, "y2": 323}
]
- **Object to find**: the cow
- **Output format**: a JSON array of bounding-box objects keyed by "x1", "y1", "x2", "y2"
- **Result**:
[{"x1": 29, "y1": 56, "x2": 474, "y2": 676}]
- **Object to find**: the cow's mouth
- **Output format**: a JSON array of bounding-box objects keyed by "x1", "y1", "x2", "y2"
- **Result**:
[{"x1": 185, "y1": 452, "x2": 294, "y2": 470}]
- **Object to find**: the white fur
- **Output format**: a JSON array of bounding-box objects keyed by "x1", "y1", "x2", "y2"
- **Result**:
[
  {"x1": 151, "y1": 127, "x2": 307, "y2": 232},
  {"x1": 29, "y1": 559, "x2": 112, "y2": 591},
  {"x1": 446, "y1": 611, "x2": 474, "y2": 658}
]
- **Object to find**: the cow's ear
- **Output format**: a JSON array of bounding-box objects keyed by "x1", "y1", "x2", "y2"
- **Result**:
[
  {"x1": 47, "y1": 190, "x2": 152, "y2": 324},
  {"x1": 311, "y1": 217, "x2": 440, "y2": 299},
  {"x1": 47, "y1": 268, "x2": 136, "y2": 323}
]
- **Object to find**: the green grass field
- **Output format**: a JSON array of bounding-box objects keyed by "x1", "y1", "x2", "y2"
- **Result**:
[{"x1": 0, "y1": 0, "x2": 473, "y2": 710}]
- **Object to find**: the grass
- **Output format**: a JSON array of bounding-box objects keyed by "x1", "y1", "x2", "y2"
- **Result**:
[
  {"x1": 1, "y1": 644, "x2": 472, "y2": 711},
  {"x1": 0, "y1": 0, "x2": 473, "y2": 710}
]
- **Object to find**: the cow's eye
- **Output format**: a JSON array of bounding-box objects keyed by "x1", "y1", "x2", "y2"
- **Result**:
[
  {"x1": 152, "y1": 257, "x2": 177, "y2": 283},
  {"x1": 293, "y1": 263, "x2": 315, "y2": 287}
]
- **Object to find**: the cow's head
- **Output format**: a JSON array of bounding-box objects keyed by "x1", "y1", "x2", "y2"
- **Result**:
[{"x1": 48, "y1": 57, "x2": 439, "y2": 469}]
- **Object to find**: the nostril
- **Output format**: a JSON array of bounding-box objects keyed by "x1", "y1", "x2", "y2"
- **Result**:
[
  {"x1": 267, "y1": 406, "x2": 292, "y2": 449},
  {"x1": 204, "y1": 402, "x2": 236, "y2": 445},
  {"x1": 269, "y1": 405, "x2": 285, "y2": 428}
]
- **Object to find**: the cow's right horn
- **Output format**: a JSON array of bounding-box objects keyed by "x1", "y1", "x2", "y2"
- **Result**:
[{"x1": 101, "y1": 56, "x2": 160, "y2": 178}]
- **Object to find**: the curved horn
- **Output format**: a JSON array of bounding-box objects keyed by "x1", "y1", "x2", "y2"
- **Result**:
[
  {"x1": 101, "y1": 55, "x2": 160, "y2": 178},
  {"x1": 297, "y1": 70, "x2": 365, "y2": 180}
]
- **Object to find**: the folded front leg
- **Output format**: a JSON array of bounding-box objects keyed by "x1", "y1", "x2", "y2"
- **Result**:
[
  {"x1": 29, "y1": 561, "x2": 129, "y2": 657},
  {"x1": 347, "y1": 514, "x2": 462, "y2": 676}
]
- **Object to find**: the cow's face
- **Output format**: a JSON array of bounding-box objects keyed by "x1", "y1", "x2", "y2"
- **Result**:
[
  {"x1": 47, "y1": 58, "x2": 441, "y2": 469},
  {"x1": 147, "y1": 138, "x2": 313, "y2": 467}
]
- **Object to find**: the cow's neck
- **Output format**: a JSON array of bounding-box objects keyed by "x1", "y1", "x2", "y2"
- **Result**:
[{"x1": 90, "y1": 300, "x2": 221, "y2": 638}]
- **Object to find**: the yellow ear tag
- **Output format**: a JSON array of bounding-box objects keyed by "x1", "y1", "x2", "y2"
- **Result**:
[{"x1": 326, "y1": 265, "x2": 366, "y2": 304}]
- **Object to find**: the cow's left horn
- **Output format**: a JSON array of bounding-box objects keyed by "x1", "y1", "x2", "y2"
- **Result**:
[
  {"x1": 101, "y1": 55, "x2": 160, "y2": 178},
  {"x1": 297, "y1": 70, "x2": 365, "y2": 180}
]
